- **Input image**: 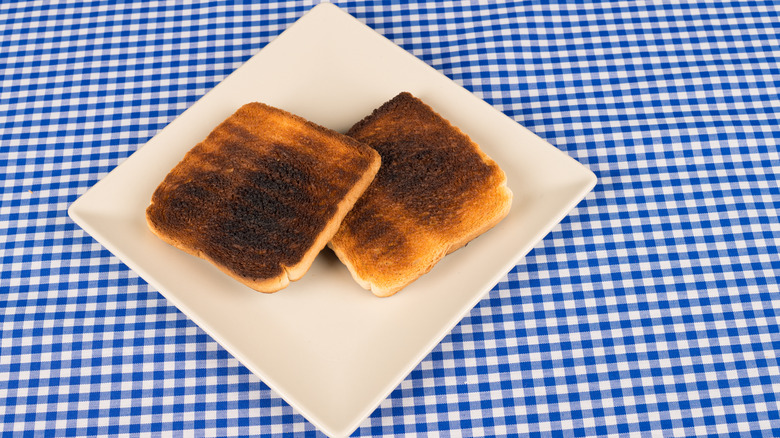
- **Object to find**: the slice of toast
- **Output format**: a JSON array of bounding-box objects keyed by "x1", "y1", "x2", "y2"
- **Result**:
[
  {"x1": 330, "y1": 92, "x2": 512, "y2": 297},
  {"x1": 146, "y1": 102, "x2": 381, "y2": 293}
]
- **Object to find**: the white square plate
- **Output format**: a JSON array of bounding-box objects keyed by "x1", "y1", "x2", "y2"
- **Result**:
[{"x1": 68, "y1": 3, "x2": 596, "y2": 437}]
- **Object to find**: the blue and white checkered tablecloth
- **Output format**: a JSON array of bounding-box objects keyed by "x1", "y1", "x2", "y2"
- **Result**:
[{"x1": 2, "y1": 1, "x2": 779, "y2": 436}]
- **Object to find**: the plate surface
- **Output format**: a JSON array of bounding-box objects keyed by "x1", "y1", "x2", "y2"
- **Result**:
[{"x1": 68, "y1": 3, "x2": 596, "y2": 437}]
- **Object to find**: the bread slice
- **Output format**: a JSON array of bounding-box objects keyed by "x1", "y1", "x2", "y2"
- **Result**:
[
  {"x1": 146, "y1": 102, "x2": 381, "y2": 293},
  {"x1": 330, "y1": 92, "x2": 512, "y2": 297}
]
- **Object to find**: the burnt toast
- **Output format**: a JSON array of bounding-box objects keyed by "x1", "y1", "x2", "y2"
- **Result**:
[
  {"x1": 329, "y1": 92, "x2": 512, "y2": 297},
  {"x1": 146, "y1": 102, "x2": 381, "y2": 293}
]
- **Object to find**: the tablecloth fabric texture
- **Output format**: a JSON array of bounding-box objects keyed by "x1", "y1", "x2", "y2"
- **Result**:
[{"x1": 2, "y1": 1, "x2": 779, "y2": 436}]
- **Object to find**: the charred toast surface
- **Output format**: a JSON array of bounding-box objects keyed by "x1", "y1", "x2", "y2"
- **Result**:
[
  {"x1": 330, "y1": 92, "x2": 512, "y2": 296},
  {"x1": 146, "y1": 102, "x2": 381, "y2": 293}
]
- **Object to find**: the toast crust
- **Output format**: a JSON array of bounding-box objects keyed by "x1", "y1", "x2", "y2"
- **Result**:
[
  {"x1": 146, "y1": 102, "x2": 380, "y2": 293},
  {"x1": 330, "y1": 92, "x2": 512, "y2": 297}
]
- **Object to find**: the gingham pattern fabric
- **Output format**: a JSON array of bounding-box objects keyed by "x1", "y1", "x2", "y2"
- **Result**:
[{"x1": 2, "y1": 0, "x2": 778, "y2": 436}]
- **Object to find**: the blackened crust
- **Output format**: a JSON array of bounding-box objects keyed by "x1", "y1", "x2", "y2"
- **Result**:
[
  {"x1": 345, "y1": 92, "x2": 502, "y2": 231},
  {"x1": 146, "y1": 102, "x2": 377, "y2": 284},
  {"x1": 331, "y1": 92, "x2": 512, "y2": 296}
]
